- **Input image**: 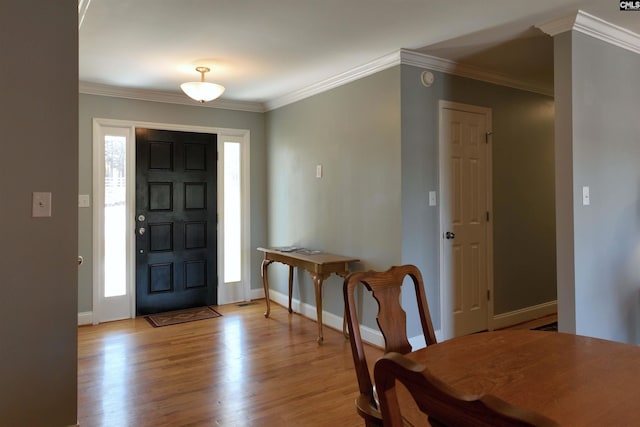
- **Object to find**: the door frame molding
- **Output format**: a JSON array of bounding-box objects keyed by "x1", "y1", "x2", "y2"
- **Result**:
[
  {"x1": 437, "y1": 100, "x2": 494, "y2": 340},
  {"x1": 92, "y1": 118, "x2": 251, "y2": 323}
]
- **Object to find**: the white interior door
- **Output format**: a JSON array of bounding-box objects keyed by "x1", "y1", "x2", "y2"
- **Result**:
[{"x1": 439, "y1": 101, "x2": 493, "y2": 339}]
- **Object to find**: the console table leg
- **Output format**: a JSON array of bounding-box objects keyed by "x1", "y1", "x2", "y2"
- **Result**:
[
  {"x1": 261, "y1": 259, "x2": 273, "y2": 318},
  {"x1": 288, "y1": 265, "x2": 294, "y2": 313},
  {"x1": 313, "y1": 274, "x2": 324, "y2": 344}
]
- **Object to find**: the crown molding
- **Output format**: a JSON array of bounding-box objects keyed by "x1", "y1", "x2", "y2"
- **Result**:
[
  {"x1": 79, "y1": 81, "x2": 265, "y2": 113},
  {"x1": 537, "y1": 10, "x2": 640, "y2": 56},
  {"x1": 265, "y1": 48, "x2": 553, "y2": 111},
  {"x1": 81, "y1": 46, "x2": 554, "y2": 113},
  {"x1": 264, "y1": 50, "x2": 402, "y2": 111},
  {"x1": 400, "y1": 49, "x2": 553, "y2": 96}
]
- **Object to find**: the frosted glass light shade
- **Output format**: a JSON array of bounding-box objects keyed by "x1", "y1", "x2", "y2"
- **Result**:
[{"x1": 180, "y1": 81, "x2": 225, "y2": 103}]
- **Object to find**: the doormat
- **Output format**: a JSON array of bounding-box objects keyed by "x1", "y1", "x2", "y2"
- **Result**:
[
  {"x1": 533, "y1": 322, "x2": 558, "y2": 332},
  {"x1": 144, "y1": 306, "x2": 222, "y2": 328}
]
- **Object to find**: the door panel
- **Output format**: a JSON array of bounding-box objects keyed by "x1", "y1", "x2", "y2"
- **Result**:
[
  {"x1": 441, "y1": 104, "x2": 491, "y2": 337},
  {"x1": 135, "y1": 128, "x2": 217, "y2": 315}
]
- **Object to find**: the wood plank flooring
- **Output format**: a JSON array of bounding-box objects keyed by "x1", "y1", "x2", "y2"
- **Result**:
[{"x1": 78, "y1": 301, "x2": 383, "y2": 427}]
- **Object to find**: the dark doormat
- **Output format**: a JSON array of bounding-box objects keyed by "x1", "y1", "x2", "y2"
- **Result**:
[{"x1": 144, "y1": 306, "x2": 222, "y2": 328}]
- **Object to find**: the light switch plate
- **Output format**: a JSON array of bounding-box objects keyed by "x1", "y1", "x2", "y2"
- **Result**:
[
  {"x1": 32, "y1": 192, "x2": 52, "y2": 217},
  {"x1": 428, "y1": 191, "x2": 437, "y2": 206},
  {"x1": 582, "y1": 186, "x2": 590, "y2": 206},
  {"x1": 316, "y1": 164, "x2": 322, "y2": 178},
  {"x1": 78, "y1": 194, "x2": 90, "y2": 208}
]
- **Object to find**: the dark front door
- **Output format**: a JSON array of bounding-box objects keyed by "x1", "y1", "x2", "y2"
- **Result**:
[{"x1": 135, "y1": 128, "x2": 217, "y2": 315}]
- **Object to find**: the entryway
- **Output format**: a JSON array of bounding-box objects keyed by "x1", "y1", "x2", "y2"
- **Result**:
[
  {"x1": 134, "y1": 128, "x2": 217, "y2": 315},
  {"x1": 92, "y1": 119, "x2": 250, "y2": 324}
]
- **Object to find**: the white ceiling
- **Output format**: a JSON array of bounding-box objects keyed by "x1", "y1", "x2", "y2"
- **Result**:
[{"x1": 79, "y1": 0, "x2": 640, "y2": 109}]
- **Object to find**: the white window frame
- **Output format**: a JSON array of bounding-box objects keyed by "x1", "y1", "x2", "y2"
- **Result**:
[{"x1": 91, "y1": 118, "x2": 251, "y2": 324}]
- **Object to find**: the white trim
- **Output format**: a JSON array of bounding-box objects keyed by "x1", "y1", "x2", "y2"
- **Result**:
[
  {"x1": 217, "y1": 133, "x2": 252, "y2": 305},
  {"x1": 78, "y1": 311, "x2": 93, "y2": 326},
  {"x1": 535, "y1": 14, "x2": 577, "y2": 37},
  {"x1": 265, "y1": 51, "x2": 402, "y2": 111},
  {"x1": 92, "y1": 122, "x2": 136, "y2": 324},
  {"x1": 266, "y1": 288, "x2": 444, "y2": 349},
  {"x1": 91, "y1": 118, "x2": 251, "y2": 322},
  {"x1": 267, "y1": 288, "x2": 385, "y2": 348},
  {"x1": 80, "y1": 11, "x2": 637, "y2": 114},
  {"x1": 438, "y1": 101, "x2": 493, "y2": 341},
  {"x1": 79, "y1": 81, "x2": 265, "y2": 113},
  {"x1": 78, "y1": 0, "x2": 91, "y2": 29},
  {"x1": 400, "y1": 49, "x2": 553, "y2": 96},
  {"x1": 537, "y1": 10, "x2": 640, "y2": 56},
  {"x1": 91, "y1": 120, "x2": 103, "y2": 325},
  {"x1": 250, "y1": 287, "x2": 266, "y2": 301},
  {"x1": 82, "y1": 49, "x2": 554, "y2": 112},
  {"x1": 491, "y1": 300, "x2": 558, "y2": 330}
]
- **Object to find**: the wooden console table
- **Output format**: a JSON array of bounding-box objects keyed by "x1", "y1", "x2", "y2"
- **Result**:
[{"x1": 257, "y1": 247, "x2": 359, "y2": 343}]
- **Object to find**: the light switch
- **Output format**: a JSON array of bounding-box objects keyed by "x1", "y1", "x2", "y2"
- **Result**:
[
  {"x1": 78, "y1": 194, "x2": 90, "y2": 208},
  {"x1": 316, "y1": 164, "x2": 322, "y2": 178},
  {"x1": 428, "y1": 191, "x2": 437, "y2": 206},
  {"x1": 32, "y1": 192, "x2": 52, "y2": 217},
  {"x1": 582, "y1": 186, "x2": 590, "y2": 206}
]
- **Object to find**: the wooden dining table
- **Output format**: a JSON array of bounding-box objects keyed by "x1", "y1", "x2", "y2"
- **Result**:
[{"x1": 396, "y1": 330, "x2": 640, "y2": 426}]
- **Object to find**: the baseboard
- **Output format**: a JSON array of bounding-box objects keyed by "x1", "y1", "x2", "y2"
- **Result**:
[
  {"x1": 491, "y1": 300, "x2": 558, "y2": 330},
  {"x1": 250, "y1": 287, "x2": 266, "y2": 301},
  {"x1": 79, "y1": 291, "x2": 554, "y2": 342},
  {"x1": 78, "y1": 311, "x2": 93, "y2": 326}
]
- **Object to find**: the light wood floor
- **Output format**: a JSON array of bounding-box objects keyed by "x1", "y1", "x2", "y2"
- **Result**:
[{"x1": 78, "y1": 301, "x2": 383, "y2": 427}]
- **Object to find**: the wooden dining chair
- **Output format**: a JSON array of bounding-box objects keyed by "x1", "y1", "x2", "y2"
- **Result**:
[
  {"x1": 343, "y1": 265, "x2": 437, "y2": 426},
  {"x1": 374, "y1": 352, "x2": 560, "y2": 427}
]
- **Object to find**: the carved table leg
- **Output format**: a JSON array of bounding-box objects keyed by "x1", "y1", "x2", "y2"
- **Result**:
[
  {"x1": 288, "y1": 265, "x2": 294, "y2": 313},
  {"x1": 312, "y1": 274, "x2": 327, "y2": 344},
  {"x1": 337, "y1": 270, "x2": 350, "y2": 339},
  {"x1": 261, "y1": 259, "x2": 274, "y2": 318}
]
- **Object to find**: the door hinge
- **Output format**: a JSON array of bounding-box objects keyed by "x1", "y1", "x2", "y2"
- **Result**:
[
  {"x1": 485, "y1": 131, "x2": 493, "y2": 144},
  {"x1": 486, "y1": 211, "x2": 490, "y2": 222},
  {"x1": 487, "y1": 289, "x2": 491, "y2": 301}
]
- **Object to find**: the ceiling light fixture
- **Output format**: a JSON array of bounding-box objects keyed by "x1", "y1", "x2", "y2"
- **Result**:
[{"x1": 180, "y1": 66, "x2": 225, "y2": 103}]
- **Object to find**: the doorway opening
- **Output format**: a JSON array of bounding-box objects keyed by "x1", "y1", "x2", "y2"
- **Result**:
[{"x1": 92, "y1": 119, "x2": 250, "y2": 323}]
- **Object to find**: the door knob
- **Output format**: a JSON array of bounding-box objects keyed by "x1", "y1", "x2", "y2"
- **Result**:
[{"x1": 445, "y1": 231, "x2": 455, "y2": 240}]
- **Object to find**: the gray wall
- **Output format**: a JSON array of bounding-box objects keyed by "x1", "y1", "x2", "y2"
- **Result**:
[
  {"x1": 401, "y1": 65, "x2": 557, "y2": 332},
  {"x1": 78, "y1": 94, "x2": 267, "y2": 313},
  {"x1": 265, "y1": 68, "x2": 403, "y2": 322},
  {"x1": 555, "y1": 31, "x2": 640, "y2": 344},
  {"x1": 265, "y1": 64, "x2": 557, "y2": 333},
  {"x1": 1, "y1": 2, "x2": 78, "y2": 426}
]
